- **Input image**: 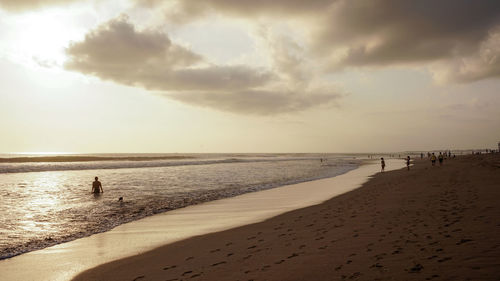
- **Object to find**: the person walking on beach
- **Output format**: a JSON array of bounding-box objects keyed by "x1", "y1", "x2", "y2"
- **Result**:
[
  {"x1": 381, "y1": 157, "x2": 385, "y2": 172},
  {"x1": 92, "y1": 177, "x2": 103, "y2": 194},
  {"x1": 430, "y1": 153, "x2": 437, "y2": 166},
  {"x1": 438, "y1": 152, "x2": 444, "y2": 166},
  {"x1": 406, "y1": 156, "x2": 411, "y2": 170}
]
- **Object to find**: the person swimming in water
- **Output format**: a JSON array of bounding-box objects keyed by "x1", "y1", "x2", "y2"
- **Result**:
[{"x1": 92, "y1": 177, "x2": 103, "y2": 194}]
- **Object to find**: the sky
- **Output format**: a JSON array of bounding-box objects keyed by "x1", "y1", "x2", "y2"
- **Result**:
[{"x1": 0, "y1": 0, "x2": 499, "y2": 153}]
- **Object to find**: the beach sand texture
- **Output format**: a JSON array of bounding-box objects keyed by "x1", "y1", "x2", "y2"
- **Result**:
[{"x1": 74, "y1": 154, "x2": 500, "y2": 281}]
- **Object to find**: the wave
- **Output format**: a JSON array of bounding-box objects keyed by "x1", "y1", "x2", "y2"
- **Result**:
[
  {"x1": 0, "y1": 155, "x2": 194, "y2": 163},
  {"x1": 0, "y1": 157, "x2": 321, "y2": 174}
]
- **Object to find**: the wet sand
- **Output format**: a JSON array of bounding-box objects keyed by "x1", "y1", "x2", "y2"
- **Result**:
[{"x1": 73, "y1": 154, "x2": 500, "y2": 281}]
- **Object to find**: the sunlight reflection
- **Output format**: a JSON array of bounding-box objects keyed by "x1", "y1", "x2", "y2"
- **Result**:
[{"x1": 20, "y1": 173, "x2": 68, "y2": 233}]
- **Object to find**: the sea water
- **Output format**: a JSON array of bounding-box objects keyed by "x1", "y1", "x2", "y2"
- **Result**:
[{"x1": 0, "y1": 153, "x2": 360, "y2": 259}]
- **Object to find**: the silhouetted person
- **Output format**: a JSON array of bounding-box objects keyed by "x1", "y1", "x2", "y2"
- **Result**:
[
  {"x1": 381, "y1": 157, "x2": 385, "y2": 172},
  {"x1": 406, "y1": 156, "x2": 411, "y2": 170},
  {"x1": 92, "y1": 177, "x2": 103, "y2": 193},
  {"x1": 438, "y1": 152, "x2": 444, "y2": 166},
  {"x1": 431, "y1": 153, "x2": 437, "y2": 166}
]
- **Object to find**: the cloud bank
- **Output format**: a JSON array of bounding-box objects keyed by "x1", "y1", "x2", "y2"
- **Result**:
[
  {"x1": 0, "y1": 0, "x2": 80, "y2": 11},
  {"x1": 65, "y1": 16, "x2": 342, "y2": 115},
  {"x1": 163, "y1": 0, "x2": 500, "y2": 83}
]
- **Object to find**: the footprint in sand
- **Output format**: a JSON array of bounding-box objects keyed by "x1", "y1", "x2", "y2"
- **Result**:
[
  {"x1": 211, "y1": 261, "x2": 227, "y2": 266},
  {"x1": 408, "y1": 263, "x2": 424, "y2": 273},
  {"x1": 163, "y1": 265, "x2": 177, "y2": 271},
  {"x1": 261, "y1": 265, "x2": 271, "y2": 271},
  {"x1": 456, "y1": 238, "x2": 473, "y2": 245},
  {"x1": 437, "y1": 257, "x2": 452, "y2": 263}
]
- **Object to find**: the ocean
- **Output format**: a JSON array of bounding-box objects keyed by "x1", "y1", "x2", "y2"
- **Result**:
[{"x1": 0, "y1": 153, "x2": 361, "y2": 259}]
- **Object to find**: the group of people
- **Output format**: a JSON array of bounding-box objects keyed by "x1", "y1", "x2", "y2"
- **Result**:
[
  {"x1": 380, "y1": 151, "x2": 454, "y2": 172},
  {"x1": 429, "y1": 152, "x2": 445, "y2": 166}
]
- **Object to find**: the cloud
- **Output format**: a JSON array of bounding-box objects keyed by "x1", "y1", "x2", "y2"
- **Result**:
[
  {"x1": 155, "y1": 0, "x2": 500, "y2": 83},
  {"x1": 167, "y1": 89, "x2": 342, "y2": 115},
  {"x1": 137, "y1": 0, "x2": 332, "y2": 19},
  {"x1": 66, "y1": 16, "x2": 342, "y2": 115},
  {"x1": 430, "y1": 28, "x2": 500, "y2": 83},
  {"x1": 33, "y1": 56, "x2": 58, "y2": 68},
  {"x1": 65, "y1": 16, "x2": 272, "y2": 91},
  {"x1": 0, "y1": 0, "x2": 81, "y2": 11},
  {"x1": 314, "y1": 1, "x2": 500, "y2": 74}
]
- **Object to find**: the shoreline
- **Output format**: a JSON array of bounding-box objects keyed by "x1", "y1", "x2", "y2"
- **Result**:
[
  {"x1": 0, "y1": 159, "x2": 399, "y2": 281},
  {"x1": 73, "y1": 154, "x2": 500, "y2": 281}
]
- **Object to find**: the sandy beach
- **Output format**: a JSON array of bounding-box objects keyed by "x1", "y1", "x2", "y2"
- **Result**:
[
  {"x1": 0, "y1": 159, "x2": 400, "y2": 281},
  {"x1": 72, "y1": 154, "x2": 500, "y2": 281}
]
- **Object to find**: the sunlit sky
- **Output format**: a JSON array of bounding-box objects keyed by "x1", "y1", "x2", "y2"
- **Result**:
[{"x1": 0, "y1": 0, "x2": 499, "y2": 153}]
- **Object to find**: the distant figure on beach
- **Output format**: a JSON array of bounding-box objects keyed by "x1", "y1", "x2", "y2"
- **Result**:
[
  {"x1": 420, "y1": 153, "x2": 424, "y2": 159},
  {"x1": 381, "y1": 157, "x2": 385, "y2": 172},
  {"x1": 92, "y1": 177, "x2": 103, "y2": 194},
  {"x1": 430, "y1": 153, "x2": 437, "y2": 166},
  {"x1": 438, "y1": 153, "x2": 444, "y2": 165},
  {"x1": 406, "y1": 156, "x2": 410, "y2": 170}
]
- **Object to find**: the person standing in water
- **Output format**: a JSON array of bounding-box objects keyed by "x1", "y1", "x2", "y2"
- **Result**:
[
  {"x1": 381, "y1": 157, "x2": 386, "y2": 172},
  {"x1": 92, "y1": 177, "x2": 103, "y2": 193},
  {"x1": 406, "y1": 156, "x2": 411, "y2": 170}
]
